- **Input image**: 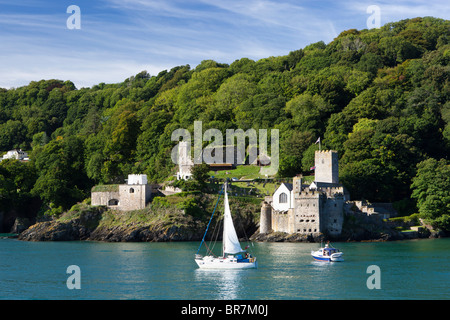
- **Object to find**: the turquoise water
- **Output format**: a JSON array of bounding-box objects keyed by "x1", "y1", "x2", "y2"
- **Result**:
[{"x1": 0, "y1": 238, "x2": 449, "y2": 300}]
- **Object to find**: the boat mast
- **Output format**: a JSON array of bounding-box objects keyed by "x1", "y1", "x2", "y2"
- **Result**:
[
  {"x1": 196, "y1": 184, "x2": 223, "y2": 255},
  {"x1": 222, "y1": 182, "x2": 227, "y2": 257}
]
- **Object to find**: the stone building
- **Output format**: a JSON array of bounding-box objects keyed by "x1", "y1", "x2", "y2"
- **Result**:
[
  {"x1": 260, "y1": 150, "x2": 348, "y2": 237},
  {"x1": 91, "y1": 174, "x2": 152, "y2": 211}
]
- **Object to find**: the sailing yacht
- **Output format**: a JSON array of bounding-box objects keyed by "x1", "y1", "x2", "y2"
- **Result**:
[{"x1": 195, "y1": 183, "x2": 257, "y2": 269}]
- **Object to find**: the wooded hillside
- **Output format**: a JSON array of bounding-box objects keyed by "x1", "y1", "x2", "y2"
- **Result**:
[{"x1": 1, "y1": 17, "x2": 449, "y2": 230}]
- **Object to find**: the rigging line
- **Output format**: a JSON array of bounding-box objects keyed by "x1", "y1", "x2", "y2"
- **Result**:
[
  {"x1": 203, "y1": 241, "x2": 217, "y2": 257},
  {"x1": 196, "y1": 184, "x2": 224, "y2": 255},
  {"x1": 235, "y1": 206, "x2": 254, "y2": 253},
  {"x1": 207, "y1": 209, "x2": 222, "y2": 253}
]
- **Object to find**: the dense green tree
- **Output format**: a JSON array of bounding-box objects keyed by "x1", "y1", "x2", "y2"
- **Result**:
[
  {"x1": 32, "y1": 136, "x2": 90, "y2": 211},
  {"x1": 411, "y1": 158, "x2": 450, "y2": 231},
  {"x1": 278, "y1": 131, "x2": 315, "y2": 177},
  {"x1": 191, "y1": 163, "x2": 211, "y2": 190},
  {"x1": 340, "y1": 159, "x2": 397, "y2": 202}
]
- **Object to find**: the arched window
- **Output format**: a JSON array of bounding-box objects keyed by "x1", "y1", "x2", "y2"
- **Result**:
[
  {"x1": 279, "y1": 192, "x2": 288, "y2": 203},
  {"x1": 129, "y1": 188, "x2": 135, "y2": 193}
]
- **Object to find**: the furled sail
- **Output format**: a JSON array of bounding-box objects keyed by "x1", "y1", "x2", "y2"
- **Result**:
[{"x1": 223, "y1": 185, "x2": 243, "y2": 254}]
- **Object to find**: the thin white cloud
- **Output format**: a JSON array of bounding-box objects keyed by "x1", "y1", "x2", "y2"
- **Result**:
[
  {"x1": 0, "y1": 52, "x2": 169, "y2": 89},
  {"x1": 0, "y1": 0, "x2": 447, "y2": 89}
]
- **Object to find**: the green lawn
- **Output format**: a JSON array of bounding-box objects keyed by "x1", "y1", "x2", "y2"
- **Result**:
[
  {"x1": 205, "y1": 165, "x2": 315, "y2": 197},
  {"x1": 208, "y1": 165, "x2": 262, "y2": 180}
]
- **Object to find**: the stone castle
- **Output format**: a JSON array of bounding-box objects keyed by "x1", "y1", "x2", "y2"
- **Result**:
[
  {"x1": 91, "y1": 174, "x2": 152, "y2": 211},
  {"x1": 260, "y1": 150, "x2": 349, "y2": 237}
]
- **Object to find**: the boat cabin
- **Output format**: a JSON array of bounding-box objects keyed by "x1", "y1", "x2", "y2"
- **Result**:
[{"x1": 320, "y1": 247, "x2": 339, "y2": 256}]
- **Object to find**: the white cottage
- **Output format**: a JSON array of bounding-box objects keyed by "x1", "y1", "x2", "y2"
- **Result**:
[{"x1": 1, "y1": 149, "x2": 29, "y2": 161}]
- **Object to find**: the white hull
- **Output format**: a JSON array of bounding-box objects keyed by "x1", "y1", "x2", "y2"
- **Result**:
[
  {"x1": 330, "y1": 252, "x2": 344, "y2": 262},
  {"x1": 195, "y1": 256, "x2": 257, "y2": 269},
  {"x1": 311, "y1": 251, "x2": 344, "y2": 262},
  {"x1": 311, "y1": 243, "x2": 344, "y2": 262}
]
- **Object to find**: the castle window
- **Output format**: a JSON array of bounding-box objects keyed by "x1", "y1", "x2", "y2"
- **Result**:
[
  {"x1": 311, "y1": 220, "x2": 315, "y2": 222},
  {"x1": 334, "y1": 203, "x2": 337, "y2": 207},
  {"x1": 130, "y1": 188, "x2": 135, "y2": 193},
  {"x1": 279, "y1": 192, "x2": 288, "y2": 203},
  {"x1": 334, "y1": 219, "x2": 337, "y2": 223}
]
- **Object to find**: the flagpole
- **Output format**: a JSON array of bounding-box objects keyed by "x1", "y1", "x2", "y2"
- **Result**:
[{"x1": 315, "y1": 137, "x2": 321, "y2": 151}]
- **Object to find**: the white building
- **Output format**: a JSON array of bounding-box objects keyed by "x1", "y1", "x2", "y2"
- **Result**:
[
  {"x1": 127, "y1": 174, "x2": 148, "y2": 185},
  {"x1": 272, "y1": 183, "x2": 294, "y2": 212},
  {"x1": 1, "y1": 149, "x2": 29, "y2": 162}
]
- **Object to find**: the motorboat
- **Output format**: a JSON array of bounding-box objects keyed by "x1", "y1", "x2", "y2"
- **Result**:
[{"x1": 311, "y1": 242, "x2": 344, "y2": 262}]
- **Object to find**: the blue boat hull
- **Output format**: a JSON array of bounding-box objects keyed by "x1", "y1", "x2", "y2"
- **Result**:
[{"x1": 312, "y1": 255, "x2": 331, "y2": 262}]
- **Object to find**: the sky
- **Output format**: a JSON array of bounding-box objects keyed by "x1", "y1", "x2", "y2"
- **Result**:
[{"x1": 0, "y1": 0, "x2": 448, "y2": 89}]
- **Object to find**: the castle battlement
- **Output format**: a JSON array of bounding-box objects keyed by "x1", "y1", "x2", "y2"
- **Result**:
[{"x1": 315, "y1": 150, "x2": 338, "y2": 154}]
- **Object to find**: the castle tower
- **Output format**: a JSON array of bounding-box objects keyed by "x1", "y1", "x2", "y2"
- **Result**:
[
  {"x1": 259, "y1": 201, "x2": 272, "y2": 234},
  {"x1": 293, "y1": 175, "x2": 302, "y2": 194},
  {"x1": 314, "y1": 150, "x2": 339, "y2": 184},
  {"x1": 177, "y1": 141, "x2": 193, "y2": 180}
]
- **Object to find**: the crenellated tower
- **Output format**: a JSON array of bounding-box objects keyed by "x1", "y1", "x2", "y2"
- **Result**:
[{"x1": 314, "y1": 150, "x2": 339, "y2": 184}]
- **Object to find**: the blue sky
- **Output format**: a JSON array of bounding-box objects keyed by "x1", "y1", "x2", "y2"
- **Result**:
[{"x1": 0, "y1": 0, "x2": 448, "y2": 89}]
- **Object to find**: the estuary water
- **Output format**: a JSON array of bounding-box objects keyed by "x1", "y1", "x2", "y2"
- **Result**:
[{"x1": 0, "y1": 238, "x2": 449, "y2": 300}]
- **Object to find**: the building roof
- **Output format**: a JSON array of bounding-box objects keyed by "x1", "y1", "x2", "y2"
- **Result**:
[{"x1": 281, "y1": 182, "x2": 293, "y2": 191}]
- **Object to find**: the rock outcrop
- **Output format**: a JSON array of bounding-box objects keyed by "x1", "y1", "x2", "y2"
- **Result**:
[
  {"x1": 18, "y1": 203, "x2": 207, "y2": 242},
  {"x1": 19, "y1": 206, "x2": 104, "y2": 241}
]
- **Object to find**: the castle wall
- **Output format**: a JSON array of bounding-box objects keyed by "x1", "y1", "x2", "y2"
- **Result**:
[
  {"x1": 91, "y1": 191, "x2": 120, "y2": 207},
  {"x1": 271, "y1": 210, "x2": 295, "y2": 234},
  {"x1": 292, "y1": 191, "x2": 323, "y2": 235},
  {"x1": 323, "y1": 194, "x2": 344, "y2": 236}
]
